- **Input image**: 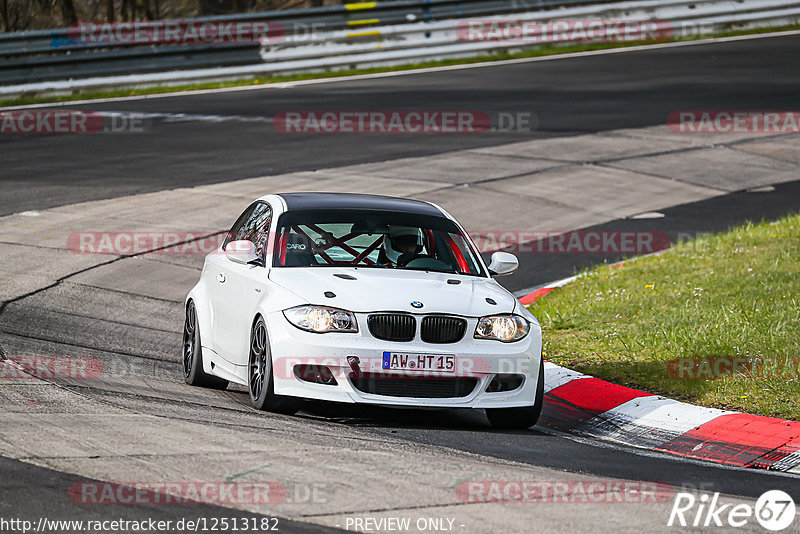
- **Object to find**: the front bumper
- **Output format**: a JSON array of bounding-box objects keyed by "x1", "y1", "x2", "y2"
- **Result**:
[{"x1": 265, "y1": 310, "x2": 542, "y2": 408}]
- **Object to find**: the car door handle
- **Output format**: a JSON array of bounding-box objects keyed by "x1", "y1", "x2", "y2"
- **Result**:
[{"x1": 217, "y1": 273, "x2": 226, "y2": 283}]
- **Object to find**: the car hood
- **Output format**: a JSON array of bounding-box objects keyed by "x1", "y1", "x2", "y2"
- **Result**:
[{"x1": 268, "y1": 268, "x2": 516, "y2": 316}]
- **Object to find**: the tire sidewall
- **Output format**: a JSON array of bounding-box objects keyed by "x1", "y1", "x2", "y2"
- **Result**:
[
  {"x1": 249, "y1": 317, "x2": 300, "y2": 415},
  {"x1": 184, "y1": 302, "x2": 204, "y2": 385},
  {"x1": 249, "y1": 317, "x2": 275, "y2": 409},
  {"x1": 485, "y1": 355, "x2": 545, "y2": 429}
]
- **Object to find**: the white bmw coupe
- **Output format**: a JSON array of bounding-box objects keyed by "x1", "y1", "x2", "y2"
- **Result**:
[{"x1": 184, "y1": 193, "x2": 544, "y2": 428}]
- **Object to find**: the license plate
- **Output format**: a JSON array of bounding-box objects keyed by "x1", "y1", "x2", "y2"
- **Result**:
[{"x1": 382, "y1": 352, "x2": 455, "y2": 373}]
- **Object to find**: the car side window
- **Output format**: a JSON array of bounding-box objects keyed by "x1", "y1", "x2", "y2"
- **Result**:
[
  {"x1": 224, "y1": 204, "x2": 256, "y2": 250},
  {"x1": 224, "y1": 202, "x2": 272, "y2": 259}
]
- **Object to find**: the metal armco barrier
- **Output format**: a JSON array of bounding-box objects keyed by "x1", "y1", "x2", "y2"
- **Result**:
[
  {"x1": 258, "y1": 0, "x2": 800, "y2": 70},
  {"x1": 0, "y1": 0, "x2": 615, "y2": 82},
  {"x1": 0, "y1": 0, "x2": 798, "y2": 94}
]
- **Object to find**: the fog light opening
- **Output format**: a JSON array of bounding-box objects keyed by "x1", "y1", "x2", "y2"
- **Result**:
[
  {"x1": 486, "y1": 374, "x2": 525, "y2": 393},
  {"x1": 294, "y1": 364, "x2": 338, "y2": 385}
]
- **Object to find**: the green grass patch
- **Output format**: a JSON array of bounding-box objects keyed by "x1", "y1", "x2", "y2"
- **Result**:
[
  {"x1": 2, "y1": 25, "x2": 799, "y2": 108},
  {"x1": 529, "y1": 213, "x2": 800, "y2": 420}
]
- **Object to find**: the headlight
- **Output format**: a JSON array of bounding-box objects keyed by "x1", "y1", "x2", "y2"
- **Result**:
[
  {"x1": 474, "y1": 314, "x2": 529, "y2": 342},
  {"x1": 283, "y1": 305, "x2": 358, "y2": 333}
]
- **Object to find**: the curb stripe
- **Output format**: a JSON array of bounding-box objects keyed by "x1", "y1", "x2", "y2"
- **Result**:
[
  {"x1": 518, "y1": 287, "x2": 554, "y2": 305},
  {"x1": 534, "y1": 267, "x2": 800, "y2": 472},
  {"x1": 517, "y1": 274, "x2": 577, "y2": 305},
  {"x1": 549, "y1": 377, "x2": 654, "y2": 414},
  {"x1": 542, "y1": 362, "x2": 589, "y2": 392},
  {"x1": 602, "y1": 396, "x2": 729, "y2": 438},
  {"x1": 541, "y1": 365, "x2": 800, "y2": 471},
  {"x1": 773, "y1": 450, "x2": 800, "y2": 472},
  {"x1": 656, "y1": 414, "x2": 800, "y2": 468},
  {"x1": 541, "y1": 378, "x2": 652, "y2": 431},
  {"x1": 588, "y1": 396, "x2": 730, "y2": 450}
]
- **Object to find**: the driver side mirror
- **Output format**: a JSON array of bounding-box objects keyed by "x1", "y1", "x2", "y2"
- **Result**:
[
  {"x1": 225, "y1": 240, "x2": 262, "y2": 266},
  {"x1": 488, "y1": 251, "x2": 518, "y2": 276}
]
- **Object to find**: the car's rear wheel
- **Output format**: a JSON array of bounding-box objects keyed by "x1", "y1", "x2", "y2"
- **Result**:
[
  {"x1": 183, "y1": 300, "x2": 229, "y2": 389},
  {"x1": 248, "y1": 317, "x2": 300, "y2": 415},
  {"x1": 485, "y1": 357, "x2": 545, "y2": 430}
]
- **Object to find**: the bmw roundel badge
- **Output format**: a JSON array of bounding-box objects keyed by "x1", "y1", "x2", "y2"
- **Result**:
[{"x1": 410, "y1": 301, "x2": 423, "y2": 309}]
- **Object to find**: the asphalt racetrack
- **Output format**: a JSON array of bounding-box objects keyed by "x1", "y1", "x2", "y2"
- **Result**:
[
  {"x1": 2, "y1": 33, "x2": 800, "y2": 215},
  {"x1": 1, "y1": 32, "x2": 800, "y2": 533}
]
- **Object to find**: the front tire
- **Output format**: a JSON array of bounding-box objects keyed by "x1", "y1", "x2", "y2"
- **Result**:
[
  {"x1": 183, "y1": 300, "x2": 229, "y2": 389},
  {"x1": 485, "y1": 357, "x2": 545, "y2": 430},
  {"x1": 248, "y1": 317, "x2": 300, "y2": 415}
]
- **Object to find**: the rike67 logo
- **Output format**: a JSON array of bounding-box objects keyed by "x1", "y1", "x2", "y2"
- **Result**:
[{"x1": 668, "y1": 490, "x2": 796, "y2": 531}]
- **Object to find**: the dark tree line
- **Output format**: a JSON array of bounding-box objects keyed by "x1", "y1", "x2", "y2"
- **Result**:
[{"x1": 0, "y1": 0, "x2": 317, "y2": 32}]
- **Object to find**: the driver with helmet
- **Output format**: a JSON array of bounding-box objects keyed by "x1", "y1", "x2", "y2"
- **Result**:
[{"x1": 378, "y1": 226, "x2": 424, "y2": 267}]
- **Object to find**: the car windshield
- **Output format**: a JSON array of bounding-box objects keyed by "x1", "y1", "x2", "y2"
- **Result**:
[{"x1": 273, "y1": 209, "x2": 485, "y2": 276}]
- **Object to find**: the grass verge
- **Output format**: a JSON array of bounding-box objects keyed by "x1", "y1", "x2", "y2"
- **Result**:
[
  {"x1": 528, "y1": 213, "x2": 800, "y2": 420},
  {"x1": 1, "y1": 25, "x2": 799, "y2": 108}
]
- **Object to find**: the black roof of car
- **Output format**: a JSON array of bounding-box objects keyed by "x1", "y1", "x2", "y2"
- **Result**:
[{"x1": 277, "y1": 192, "x2": 445, "y2": 217}]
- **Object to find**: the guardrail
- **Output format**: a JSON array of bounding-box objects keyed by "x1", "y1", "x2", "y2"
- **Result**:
[
  {"x1": 0, "y1": 0, "x2": 466, "y2": 55},
  {"x1": 0, "y1": 0, "x2": 798, "y2": 95},
  {"x1": 2, "y1": 0, "x2": 635, "y2": 56},
  {"x1": 0, "y1": 0, "x2": 413, "y2": 54},
  {"x1": 259, "y1": 0, "x2": 800, "y2": 70},
  {"x1": 0, "y1": 0, "x2": 620, "y2": 76}
]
